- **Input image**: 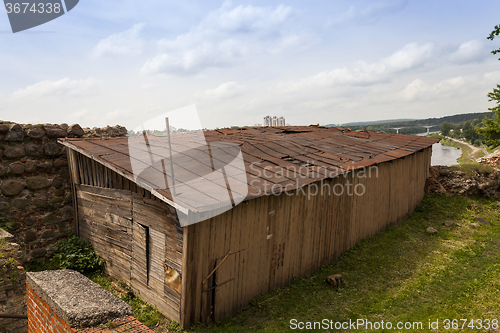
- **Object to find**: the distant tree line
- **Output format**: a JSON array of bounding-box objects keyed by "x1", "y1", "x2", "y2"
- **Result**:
[{"x1": 440, "y1": 119, "x2": 486, "y2": 145}]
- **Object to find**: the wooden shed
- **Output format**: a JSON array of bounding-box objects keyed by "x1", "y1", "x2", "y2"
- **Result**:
[{"x1": 59, "y1": 126, "x2": 439, "y2": 327}]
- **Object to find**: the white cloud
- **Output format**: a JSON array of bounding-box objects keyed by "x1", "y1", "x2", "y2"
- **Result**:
[
  {"x1": 200, "y1": 3, "x2": 292, "y2": 34},
  {"x1": 326, "y1": 0, "x2": 408, "y2": 27},
  {"x1": 197, "y1": 81, "x2": 245, "y2": 101},
  {"x1": 450, "y1": 40, "x2": 488, "y2": 64},
  {"x1": 400, "y1": 76, "x2": 468, "y2": 101},
  {"x1": 280, "y1": 42, "x2": 434, "y2": 91},
  {"x1": 12, "y1": 78, "x2": 98, "y2": 99},
  {"x1": 381, "y1": 42, "x2": 434, "y2": 71},
  {"x1": 483, "y1": 70, "x2": 500, "y2": 84},
  {"x1": 103, "y1": 108, "x2": 132, "y2": 122},
  {"x1": 142, "y1": 38, "x2": 246, "y2": 75},
  {"x1": 91, "y1": 23, "x2": 145, "y2": 59},
  {"x1": 141, "y1": 3, "x2": 317, "y2": 75}
]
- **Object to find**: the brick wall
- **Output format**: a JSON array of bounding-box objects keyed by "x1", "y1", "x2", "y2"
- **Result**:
[
  {"x1": 27, "y1": 283, "x2": 70, "y2": 333},
  {"x1": 26, "y1": 270, "x2": 153, "y2": 333}
]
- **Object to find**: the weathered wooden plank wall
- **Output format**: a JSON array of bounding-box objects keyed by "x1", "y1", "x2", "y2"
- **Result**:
[
  {"x1": 70, "y1": 152, "x2": 183, "y2": 323},
  {"x1": 181, "y1": 147, "x2": 432, "y2": 326},
  {"x1": 76, "y1": 184, "x2": 133, "y2": 284}
]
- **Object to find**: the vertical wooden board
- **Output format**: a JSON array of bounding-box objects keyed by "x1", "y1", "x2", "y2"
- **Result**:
[
  {"x1": 89, "y1": 159, "x2": 96, "y2": 186},
  {"x1": 76, "y1": 154, "x2": 85, "y2": 185},
  {"x1": 131, "y1": 222, "x2": 147, "y2": 289},
  {"x1": 230, "y1": 251, "x2": 241, "y2": 318},
  {"x1": 228, "y1": 205, "x2": 244, "y2": 314},
  {"x1": 317, "y1": 182, "x2": 328, "y2": 266},
  {"x1": 331, "y1": 176, "x2": 344, "y2": 259},
  {"x1": 210, "y1": 211, "x2": 232, "y2": 321},
  {"x1": 254, "y1": 195, "x2": 269, "y2": 297},
  {"x1": 340, "y1": 175, "x2": 353, "y2": 252},
  {"x1": 352, "y1": 170, "x2": 369, "y2": 242},
  {"x1": 67, "y1": 150, "x2": 80, "y2": 236},
  {"x1": 191, "y1": 219, "x2": 210, "y2": 323},
  {"x1": 200, "y1": 219, "x2": 216, "y2": 324},
  {"x1": 296, "y1": 185, "x2": 311, "y2": 276},
  {"x1": 237, "y1": 198, "x2": 257, "y2": 308},
  {"x1": 231, "y1": 201, "x2": 246, "y2": 311},
  {"x1": 323, "y1": 178, "x2": 333, "y2": 260},
  {"x1": 81, "y1": 156, "x2": 89, "y2": 185},
  {"x1": 117, "y1": 172, "x2": 123, "y2": 189},
  {"x1": 214, "y1": 253, "x2": 236, "y2": 321},
  {"x1": 279, "y1": 190, "x2": 294, "y2": 287},
  {"x1": 267, "y1": 194, "x2": 278, "y2": 290},
  {"x1": 180, "y1": 224, "x2": 193, "y2": 327},
  {"x1": 149, "y1": 228, "x2": 166, "y2": 293}
]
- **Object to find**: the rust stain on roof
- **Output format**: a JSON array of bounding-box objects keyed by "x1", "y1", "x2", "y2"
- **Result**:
[{"x1": 59, "y1": 126, "x2": 439, "y2": 212}]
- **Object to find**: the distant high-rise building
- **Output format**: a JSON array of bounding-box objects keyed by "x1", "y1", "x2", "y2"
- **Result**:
[
  {"x1": 263, "y1": 115, "x2": 272, "y2": 127},
  {"x1": 263, "y1": 115, "x2": 286, "y2": 127},
  {"x1": 272, "y1": 116, "x2": 278, "y2": 127}
]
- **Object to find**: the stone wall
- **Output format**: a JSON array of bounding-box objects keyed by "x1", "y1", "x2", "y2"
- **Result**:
[
  {"x1": 0, "y1": 231, "x2": 27, "y2": 333},
  {"x1": 427, "y1": 165, "x2": 500, "y2": 197},
  {"x1": 0, "y1": 121, "x2": 127, "y2": 263}
]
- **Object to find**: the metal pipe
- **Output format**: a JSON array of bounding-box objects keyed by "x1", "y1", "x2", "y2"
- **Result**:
[
  {"x1": 165, "y1": 117, "x2": 176, "y2": 197},
  {"x1": 0, "y1": 313, "x2": 28, "y2": 319}
]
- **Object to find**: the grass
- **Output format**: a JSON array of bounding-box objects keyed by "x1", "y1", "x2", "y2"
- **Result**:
[
  {"x1": 448, "y1": 163, "x2": 496, "y2": 176},
  {"x1": 88, "y1": 273, "x2": 166, "y2": 328},
  {"x1": 183, "y1": 194, "x2": 500, "y2": 333}
]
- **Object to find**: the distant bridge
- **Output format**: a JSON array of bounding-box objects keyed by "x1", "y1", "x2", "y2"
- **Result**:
[{"x1": 390, "y1": 125, "x2": 436, "y2": 134}]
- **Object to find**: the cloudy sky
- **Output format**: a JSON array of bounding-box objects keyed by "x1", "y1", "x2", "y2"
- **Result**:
[{"x1": 1, "y1": 0, "x2": 500, "y2": 130}]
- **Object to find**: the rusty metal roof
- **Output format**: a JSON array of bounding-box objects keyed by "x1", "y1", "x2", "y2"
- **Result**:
[{"x1": 59, "y1": 126, "x2": 439, "y2": 214}]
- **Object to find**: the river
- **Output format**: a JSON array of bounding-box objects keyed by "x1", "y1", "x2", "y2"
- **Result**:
[
  {"x1": 415, "y1": 132, "x2": 462, "y2": 166},
  {"x1": 430, "y1": 142, "x2": 462, "y2": 166}
]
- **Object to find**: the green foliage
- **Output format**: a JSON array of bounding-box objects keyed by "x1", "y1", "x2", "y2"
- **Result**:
[
  {"x1": 488, "y1": 24, "x2": 500, "y2": 59},
  {"x1": 477, "y1": 85, "x2": 500, "y2": 146},
  {"x1": 168, "y1": 321, "x2": 184, "y2": 332},
  {"x1": 440, "y1": 121, "x2": 453, "y2": 136},
  {"x1": 462, "y1": 120, "x2": 485, "y2": 145},
  {"x1": 480, "y1": 26, "x2": 500, "y2": 145},
  {"x1": 52, "y1": 236, "x2": 105, "y2": 274},
  {"x1": 89, "y1": 273, "x2": 164, "y2": 327},
  {"x1": 451, "y1": 162, "x2": 495, "y2": 176},
  {"x1": 0, "y1": 215, "x2": 14, "y2": 231}
]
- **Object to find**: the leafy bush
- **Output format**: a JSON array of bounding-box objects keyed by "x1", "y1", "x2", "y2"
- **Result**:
[{"x1": 52, "y1": 236, "x2": 105, "y2": 274}]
